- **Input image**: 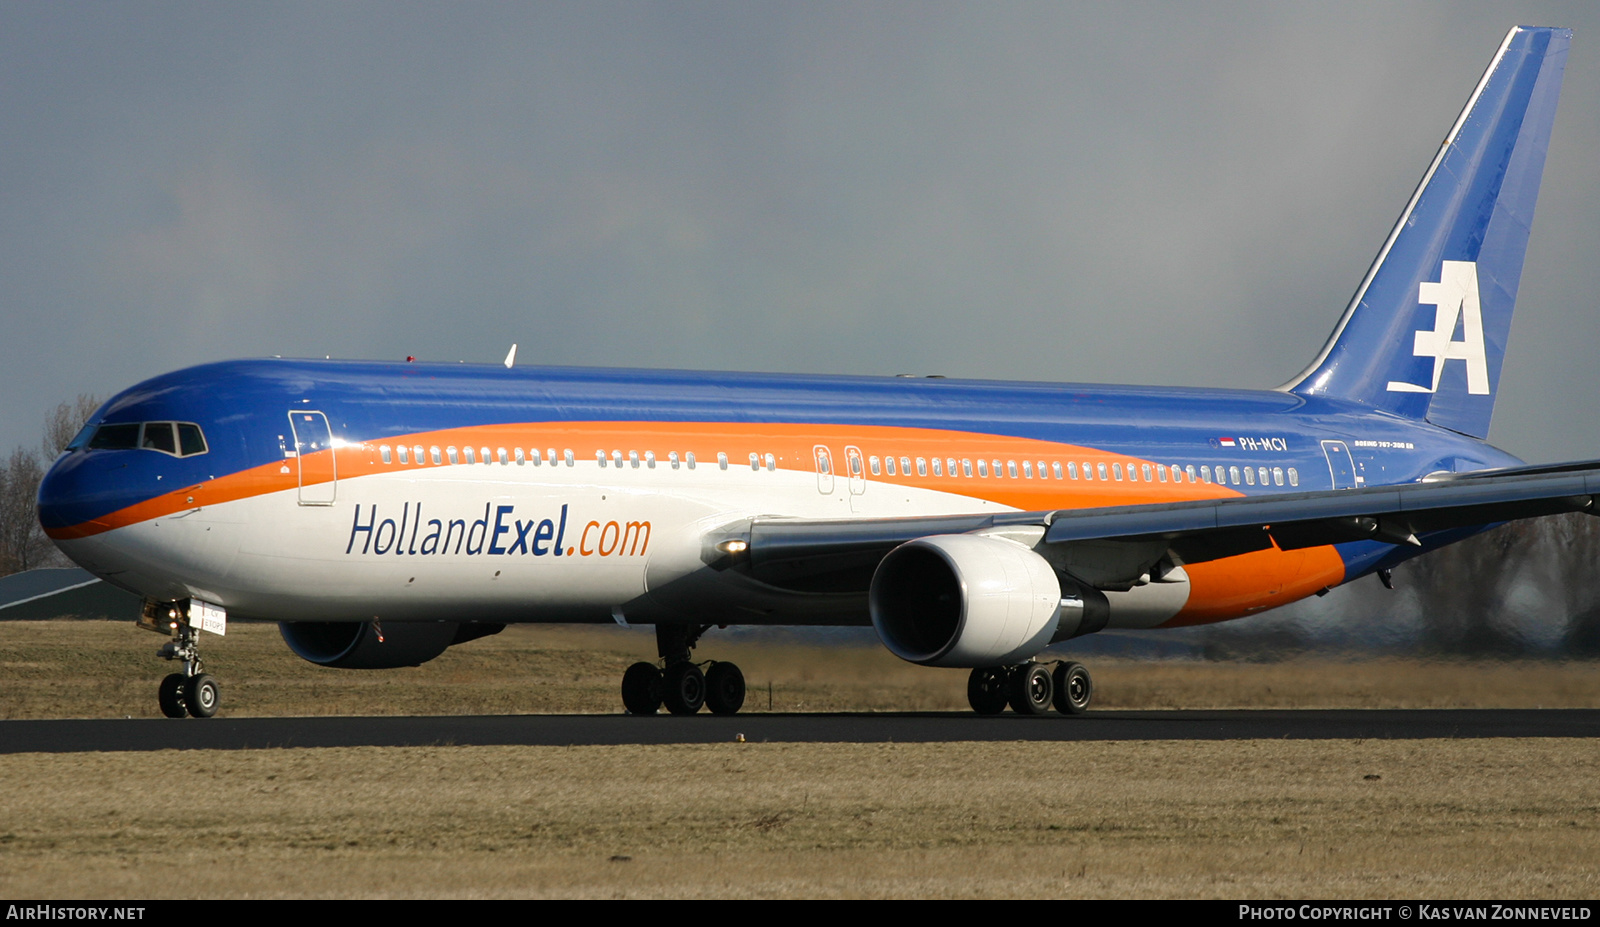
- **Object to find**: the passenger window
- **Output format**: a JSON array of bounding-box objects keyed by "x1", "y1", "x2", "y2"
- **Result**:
[
  {"x1": 1258, "y1": 467, "x2": 1269, "y2": 486},
  {"x1": 413, "y1": 446, "x2": 424, "y2": 464},
  {"x1": 1288, "y1": 467, "x2": 1299, "y2": 486},
  {"x1": 629, "y1": 450, "x2": 639, "y2": 468},
  {"x1": 686, "y1": 452, "x2": 696, "y2": 469},
  {"x1": 398, "y1": 446, "x2": 410, "y2": 464},
  {"x1": 515, "y1": 448, "x2": 525, "y2": 465},
  {"x1": 612, "y1": 450, "x2": 623, "y2": 467},
  {"x1": 1231, "y1": 466, "x2": 1242, "y2": 484},
  {"x1": 1053, "y1": 462, "x2": 1063, "y2": 480},
  {"x1": 1113, "y1": 463, "x2": 1123, "y2": 481},
  {"x1": 765, "y1": 453, "x2": 776, "y2": 471},
  {"x1": 498, "y1": 448, "x2": 508, "y2": 465},
  {"x1": 1156, "y1": 464, "x2": 1167, "y2": 483},
  {"x1": 1142, "y1": 464, "x2": 1153, "y2": 482},
  {"x1": 669, "y1": 451, "x2": 679, "y2": 469},
  {"x1": 596, "y1": 450, "x2": 607, "y2": 467},
  {"x1": 1068, "y1": 462, "x2": 1079, "y2": 480},
  {"x1": 870, "y1": 456, "x2": 882, "y2": 475},
  {"x1": 946, "y1": 458, "x2": 957, "y2": 476},
  {"x1": 449, "y1": 447, "x2": 460, "y2": 465},
  {"x1": 917, "y1": 458, "x2": 927, "y2": 477},
  {"x1": 1244, "y1": 467, "x2": 1255, "y2": 486},
  {"x1": 1200, "y1": 465, "x2": 1211, "y2": 483},
  {"x1": 380, "y1": 445, "x2": 393, "y2": 464},
  {"x1": 431, "y1": 447, "x2": 442, "y2": 465},
  {"x1": 1186, "y1": 465, "x2": 1197, "y2": 482},
  {"x1": 464, "y1": 447, "x2": 476, "y2": 465},
  {"x1": 563, "y1": 449, "x2": 574, "y2": 467},
  {"x1": 647, "y1": 451, "x2": 657, "y2": 469},
  {"x1": 886, "y1": 457, "x2": 897, "y2": 476},
  {"x1": 530, "y1": 448, "x2": 542, "y2": 466},
  {"x1": 1272, "y1": 467, "x2": 1284, "y2": 486},
  {"x1": 901, "y1": 457, "x2": 912, "y2": 475},
  {"x1": 932, "y1": 458, "x2": 943, "y2": 477},
  {"x1": 977, "y1": 460, "x2": 989, "y2": 477},
  {"x1": 718, "y1": 452, "x2": 728, "y2": 470},
  {"x1": 749, "y1": 452, "x2": 760, "y2": 471},
  {"x1": 962, "y1": 459, "x2": 973, "y2": 477}
]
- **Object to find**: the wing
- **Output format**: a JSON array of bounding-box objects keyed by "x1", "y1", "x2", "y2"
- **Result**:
[{"x1": 729, "y1": 460, "x2": 1600, "y2": 592}]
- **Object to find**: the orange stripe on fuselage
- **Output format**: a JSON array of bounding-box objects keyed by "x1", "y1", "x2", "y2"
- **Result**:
[
  {"x1": 47, "y1": 420, "x2": 1240, "y2": 536},
  {"x1": 47, "y1": 419, "x2": 1346, "y2": 624}
]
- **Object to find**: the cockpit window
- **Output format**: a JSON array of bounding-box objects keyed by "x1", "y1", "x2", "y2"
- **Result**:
[
  {"x1": 85, "y1": 422, "x2": 208, "y2": 457},
  {"x1": 66, "y1": 422, "x2": 97, "y2": 451},
  {"x1": 142, "y1": 422, "x2": 176, "y2": 454},
  {"x1": 177, "y1": 423, "x2": 207, "y2": 456},
  {"x1": 87, "y1": 423, "x2": 141, "y2": 449}
]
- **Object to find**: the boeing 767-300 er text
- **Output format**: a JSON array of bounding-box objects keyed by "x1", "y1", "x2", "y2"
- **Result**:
[{"x1": 36, "y1": 27, "x2": 1589, "y2": 718}]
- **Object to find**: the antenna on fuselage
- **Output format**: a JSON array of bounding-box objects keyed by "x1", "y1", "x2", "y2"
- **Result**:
[{"x1": 503, "y1": 343, "x2": 517, "y2": 368}]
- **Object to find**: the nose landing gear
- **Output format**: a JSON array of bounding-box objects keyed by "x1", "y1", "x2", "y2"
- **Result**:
[{"x1": 140, "y1": 598, "x2": 225, "y2": 719}]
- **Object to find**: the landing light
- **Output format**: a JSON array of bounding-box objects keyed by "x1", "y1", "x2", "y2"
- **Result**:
[{"x1": 716, "y1": 539, "x2": 749, "y2": 555}]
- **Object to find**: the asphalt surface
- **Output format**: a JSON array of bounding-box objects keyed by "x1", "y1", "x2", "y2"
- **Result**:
[{"x1": 3, "y1": 709, "x2": 1598, "y2": 753}]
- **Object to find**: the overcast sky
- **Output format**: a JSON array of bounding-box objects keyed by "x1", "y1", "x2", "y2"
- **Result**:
[{"x1": 4, "y1": 2, "x2": 1598, "y2": 462}]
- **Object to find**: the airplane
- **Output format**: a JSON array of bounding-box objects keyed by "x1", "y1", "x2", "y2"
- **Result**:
[{"x1": 36, "y1": 26, "x2": 1589, "y2": 720}]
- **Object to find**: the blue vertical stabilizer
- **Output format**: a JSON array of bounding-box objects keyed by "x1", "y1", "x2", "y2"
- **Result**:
[{"x1": 1284, "y1": 26, "x2": 1570, "y2": 439}]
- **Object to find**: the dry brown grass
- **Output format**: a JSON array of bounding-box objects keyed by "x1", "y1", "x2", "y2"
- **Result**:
[
  {"x1": 2, "y1": 740, "x2": 1597, "y2": 898},
  {"x1": 2, "y1": 620, "x2": 1598, "y2": 719},
  {"x1": 5, "y1": 620, "x2": 1599, "y2": 898}
]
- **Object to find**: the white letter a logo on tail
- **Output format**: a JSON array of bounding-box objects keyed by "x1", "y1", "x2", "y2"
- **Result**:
[{"x1": 1386, "y1": 260, "x2": 1491, "y2": 395}]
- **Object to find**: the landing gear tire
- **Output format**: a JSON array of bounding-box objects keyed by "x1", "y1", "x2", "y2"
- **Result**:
[
  {"x1": 967, "y1": 667, "x2": 1010, "y2": 715},
  {"x1": 662, "y1": 662, "x2": 706, "y2": 715},
  {"x1": 705, "y1": 661, "x2": 746, "y2": 716},
  {"x1": 1008, "y1": 663, "x2": 1055, "y2": 715},
  {"x1": 621, "y1": 662, "x2": 664, "y2": 715},
  {"x1": 1053, "y1": 661, "x2": 1092, "y2": 715},
  {"x1": 186, "y1": 673, "x2": 220, "y2": 718},
  {"x1": 158, "y1": 673, "x2": 188, "y2": 718}
]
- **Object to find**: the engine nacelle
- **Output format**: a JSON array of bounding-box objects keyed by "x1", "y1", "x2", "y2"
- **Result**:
[
  {"x1": 279, "y1": 621, "x2": 504, "y2": 669},
  {"x1": 869, "y1": 534, "x2": 1061, "y2": 667}
]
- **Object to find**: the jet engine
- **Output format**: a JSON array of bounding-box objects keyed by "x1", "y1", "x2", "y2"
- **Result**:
[
  {"x1": 868, "y1": 534, "x2": 1061, "y2": 667},
  {"x1": 280, "y1": 621, "x2": 505, "y2": 669}
]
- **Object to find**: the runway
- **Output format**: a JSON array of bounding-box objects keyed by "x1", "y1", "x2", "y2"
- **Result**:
[{"x1": 4, "y1": 709, "x2": 1599, "y2": 753}]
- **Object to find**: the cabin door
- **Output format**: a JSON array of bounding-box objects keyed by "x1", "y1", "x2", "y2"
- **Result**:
[
  {"x1": 1320, "y1": 440, "x2": 1361, "y2": 490},
  {"x1": 289, "y1": 410, "x2": 338, "y2": 505},
  {"x1": 813, "y1": 445, "x2": 835, "y2": 494}
]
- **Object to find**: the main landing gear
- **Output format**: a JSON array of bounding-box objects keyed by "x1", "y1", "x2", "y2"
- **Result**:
[
  {"x1": 967, "y1": 661, "x2": 1092, "y2": 716},
  {"x1": 621, "y1": 624, "x2": 747, "y2": 716}
]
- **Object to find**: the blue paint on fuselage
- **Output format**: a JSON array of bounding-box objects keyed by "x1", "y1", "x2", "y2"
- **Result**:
[{"x1": 38, "y1": 358, "x2": 1525, "y2": 542}]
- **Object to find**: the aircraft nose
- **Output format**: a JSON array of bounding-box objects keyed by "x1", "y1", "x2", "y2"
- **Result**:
[{"x1": 36, "y1": 450, "x2": 125, "y2": 537}]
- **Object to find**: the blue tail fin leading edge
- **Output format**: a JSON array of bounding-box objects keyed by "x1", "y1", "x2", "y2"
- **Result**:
[{"x1": 1283, "y1": 26, "x2": 1570, "y2": 439}]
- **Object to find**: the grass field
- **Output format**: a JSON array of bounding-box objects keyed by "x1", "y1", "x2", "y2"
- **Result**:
[
  {"x1": 2, "y1": 620, "x2": 1598, "y2": 898},
  {"x1": 4, "y1": 620, "x2": 1599, "y2": 718}
]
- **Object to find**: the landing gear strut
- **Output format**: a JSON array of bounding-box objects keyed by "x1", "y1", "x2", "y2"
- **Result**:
[
  {"x1": 967, "y1": 661, "x2": 1093, "y2": 716},
  {"x1": 620, "y1": 624, "x2": 747, "y2": 716},
  {"x1": 141, "y1": 599, "x2": 222, "y2": 719}
]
